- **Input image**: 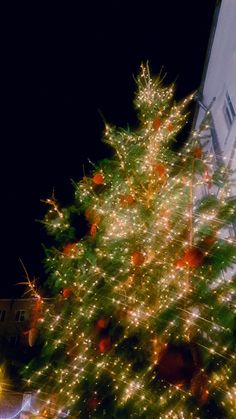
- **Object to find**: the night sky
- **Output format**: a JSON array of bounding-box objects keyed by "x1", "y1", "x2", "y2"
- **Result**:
[{"x1": 2, "y1": 1, "x2": 217, "y2": 297}]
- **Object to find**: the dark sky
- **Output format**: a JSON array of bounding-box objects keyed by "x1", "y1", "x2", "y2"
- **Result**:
[{"x1": 1, "y1": 1, "x2": 217, "y2": 297}]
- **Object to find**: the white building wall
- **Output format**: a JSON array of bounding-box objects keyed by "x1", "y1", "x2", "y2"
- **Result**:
[
  {"x1": 194, "y1": 0, "x2": 236, "y2": 279},
  {"x1": 195, "y1": 0, "x2": 236, "y2": 206}
]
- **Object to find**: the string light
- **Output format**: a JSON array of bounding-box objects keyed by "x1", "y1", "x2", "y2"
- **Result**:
[{"x1": 22, "y1": 64, "x2": 236, "y2": 417}]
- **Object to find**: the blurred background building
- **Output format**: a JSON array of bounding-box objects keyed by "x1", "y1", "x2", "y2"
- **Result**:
[{"x1": 0, "y1": 298, "x2": 53, "y2": 418}]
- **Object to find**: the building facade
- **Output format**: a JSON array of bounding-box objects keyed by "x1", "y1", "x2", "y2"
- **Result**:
[
  {"x1": 0, "y1": 297, "x2": 53, "y2": 418},
  {"x1": 0, "y1": 298, "x2": 36, "y2": 346},
  {"x1": 194, "y1": 0, "x2": 236, "y2": 207},
  {"x1": 194, "y1": 0, "x2": 236, "y2": 280}
]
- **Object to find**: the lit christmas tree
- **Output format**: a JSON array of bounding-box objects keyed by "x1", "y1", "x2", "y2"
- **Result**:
[{"x1": 24, "y1": 65, "x2": 236, "y2": 418}]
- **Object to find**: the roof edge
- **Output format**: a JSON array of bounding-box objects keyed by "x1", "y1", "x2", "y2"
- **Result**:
[{"x1": 191, "y1": 0, "x2": 222, "y2": 128}]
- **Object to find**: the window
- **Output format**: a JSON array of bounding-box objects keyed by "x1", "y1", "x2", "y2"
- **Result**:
[
  {"x1": 231, "y1": 221, "x2": 236, "y2": 237},
  {"x1": 0, "y1": 310, "x2": 6, "y2": 322},
  {"x1": 209, "y1": 116, "x2": 223, "y2": 167},
  {"x1": 15, "y1": 310, "x2": 26, "y2": 322},
  {"x1": 223, "y1": 91, "x2": 235, "y2": 129}
]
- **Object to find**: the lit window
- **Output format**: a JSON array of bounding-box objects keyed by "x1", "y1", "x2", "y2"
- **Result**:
[
  {"x1": 223, "y1": 91, "x2": 235, "y2": 129},
  {"x1": 15, "y1": 310, "x2": 26, "y2": 322},
  {"x1": 0, "y1": 310, "x2": 6, "y2": 322}
]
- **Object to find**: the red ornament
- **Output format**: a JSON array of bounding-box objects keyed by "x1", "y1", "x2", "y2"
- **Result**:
[
  {"x1": 175, "y1": 258, "x2": 186, "y2": 269},
  {"x1": 156, "y1": 343, "x2": 197, "y2": 385},
  {"x1": 85, "y1": 208, "x2": 100, "y2": 224},
  {"x1": 131, "y1": 251, "x2": 145, "y2": 266},
  {"x1": 153, "y1": 163, "x2": 166, "y2": 178},
  {"x1": 63, "y1": 242, "x2": 78, "y2": 256},
  {"x1": 93, "y1": 173, "x2": 104, "y2": 185},
  {"x1": 176, "y1": 247, "x2": 204, "y2": 269},
  {"x1": 27, "y1": 296, "x2": 42, "y2": 347},
  {"x1": 28, "y1": 327, "x2": 38, "y2": 347},
  {"x1": 152, "y1": 117, "x2": 162, "y2": 130},
  {"x1": 87, "y1": 397, "x2": 100, "y2": 410},
  {"x1": 99, "y1": 337, "x2": 111, "y2": 353},
  {"x1": 62, "y1": 287, "x2": 72, "y2": 299},
  {"x1": 184, "y1": 248, "x2": 204, "y2": 268},
  {"x1": 191, "y1": 370, "x2": 209, "y2": 404},
  {"x1": 167, "y1": 122, "x2": 174, "y2": 132},
  {"x1": 120, "y1": 194, "x2": 136, "y2": 206},
  {"x1": 96, "y1": 318, "x2": 108, "y2": 331},
  {"x1": 85, "y1": 208, "x2": 101, "y2": 238},
  {"x1": 193, "y1": 147, "x2": 203, "y2": 158},
  {"x1": 90, "y1": 223, "x2": 98, "y2": 238}
]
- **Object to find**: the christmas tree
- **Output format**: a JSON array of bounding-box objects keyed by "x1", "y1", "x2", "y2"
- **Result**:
[{"x1": 24, "y1": 64, "x2": 236, "y2": 418}]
